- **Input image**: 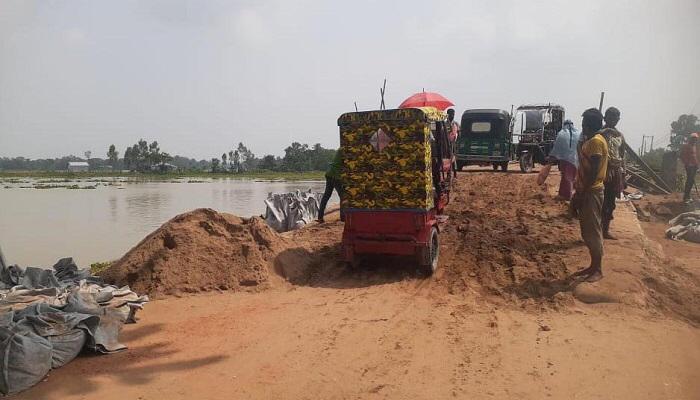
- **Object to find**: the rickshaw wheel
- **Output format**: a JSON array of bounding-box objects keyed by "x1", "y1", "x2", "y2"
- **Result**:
[
  {"x1": 423, "y1": 227, "x2": 439, "y2": 274},
  {"x1": 501, "y1": 162, "x2": 509, "y2": 172},
  {"x1": 492, "y1": 164, "x2": 498, "y2": 171},
  {"x1": 519, "y1": 153, "x2": 534, "y2": 173},
  {"x1": 345, "y1": 257, "x2": 361, "y2": 270}
]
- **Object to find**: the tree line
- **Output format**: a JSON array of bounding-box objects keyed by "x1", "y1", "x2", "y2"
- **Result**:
[{"x1": 0, "y1": 140, "x2": 337, "y2": 173}]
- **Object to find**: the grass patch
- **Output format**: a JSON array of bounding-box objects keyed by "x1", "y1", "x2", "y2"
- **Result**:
[{"x1": 90, "y1": 261, "x2": 111, "y2": 276}]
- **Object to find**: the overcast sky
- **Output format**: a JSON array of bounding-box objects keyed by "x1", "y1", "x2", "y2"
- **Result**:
[{"x1": 1, "y1": 0, "x2": 699, "y2": 160}]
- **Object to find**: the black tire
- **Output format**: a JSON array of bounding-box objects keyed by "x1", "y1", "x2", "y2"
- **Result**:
[
  {"x1": 345, "y1": 258, "x2": 361, "y2": 270},
  {"x1": 456, "y1": 161, "x2": 464, "y2": 173},
  {"x1": 501, "y1": 162, "x2": 509, "y2": 172},
  {"x1": 519, "y1": 153, "x2": 534, "y2": 173},
  {"x1": 421, "y1": 227, "x2": 439, "y2": 274},
  {"x1": 492, "y1": 164, "x2": 499, "y2": 171}
]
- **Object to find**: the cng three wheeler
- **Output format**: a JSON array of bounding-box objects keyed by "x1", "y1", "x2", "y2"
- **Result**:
[
  {"x1": 513, "y1": 104, "x2": 565, "y2": 173},
  {"x1": 338, "y1": 107, "x2": 453, "y2": 274},
  {"x1": 455, "y1": 109, "x2": 513, "y2": 172}
]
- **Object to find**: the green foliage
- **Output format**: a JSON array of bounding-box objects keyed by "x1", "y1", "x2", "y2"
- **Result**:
[
  {"x1": 281, "y1": 142, "x2": 335, "y2": 172},
  {"x1": 259, "y1": 154, "x2": 277, "y2": 170},
  {"x1": 122, "y1": 139, "x2": 173, "y2": 172},
  {"x1": 640, "y1": 148, "x2": 666, "y2": 171},
  {"x1": 0, "y1": 141, "x2": 337, "y2": 175},
  {"x1": 669, "y1": 114, "x2": 700, "y2": 151},
  {"x1": 107, "y1": 144, "x2": 119, "y2": 170},
  {"x1": 90, "y1": 261, "x2": 111, "y2": 276},
  {"x1": 211, "y1": 158, "x2": 221, "y2": 172}
]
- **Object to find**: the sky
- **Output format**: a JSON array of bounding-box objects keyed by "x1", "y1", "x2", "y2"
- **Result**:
[{"x1": 1, "y1": 0, "x2": 699, "y2": 160}]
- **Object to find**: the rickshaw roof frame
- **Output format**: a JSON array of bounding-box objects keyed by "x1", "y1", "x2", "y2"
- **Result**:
[
  {"x1": 461, "y1": 109, "x2": 511, "y2": 120},
  {"x1": 516, "y1": 104, "x2": 565, "y2": 112},
  {"x1": 338, "y1": 107, "x2": 446, "y2": 126}
]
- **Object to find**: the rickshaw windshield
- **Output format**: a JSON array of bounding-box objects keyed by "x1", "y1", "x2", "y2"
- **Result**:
[{"x1": 519, "y1": 110, "x2": 546, "y2": 131}]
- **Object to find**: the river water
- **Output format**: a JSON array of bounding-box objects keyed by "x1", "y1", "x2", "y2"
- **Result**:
[{"x1": 0, "y1": 178, "x2": 332, "y2": 267}]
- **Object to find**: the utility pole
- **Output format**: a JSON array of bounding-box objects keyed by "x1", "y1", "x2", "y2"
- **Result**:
[
  {"x1": 641, "y1": 135, "x2": 655, "y2": 155},
  {"x1": 354, "y1": 102, "x2": 358, "y2": 112},
  {"x1": 598, "y1": 92, "x2": 605, "y2": 111}
]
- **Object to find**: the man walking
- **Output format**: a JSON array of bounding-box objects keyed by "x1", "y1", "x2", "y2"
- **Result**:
[
  {"x1": 317, "y1": 149, "x2": 343, "y2": 223},
  {"x1": 680, "y1": 133, "x2": 699, "y2": 203},
  {"x1": 572, "y1": 108, "x2": 608, "y2": 283},
  {"x1": 600, "y1": 107, "x2": 625, "y2": 239}
]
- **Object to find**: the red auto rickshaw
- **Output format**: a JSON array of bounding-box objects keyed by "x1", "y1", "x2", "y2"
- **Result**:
[{"x1": 338, "y1": 107, "x2": 453, "y2": 273}]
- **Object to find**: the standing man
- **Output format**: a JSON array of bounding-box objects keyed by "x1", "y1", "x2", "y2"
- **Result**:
[
  {"x1": 317, "y1": 149, "x2": 343, "y2": 223},
  {"x1": 548, "y1": 119, "x2": 580, "y2": 200},
  {"x1": 600, "y1": 107, "x2": 625, "y2": 239},
  {"x1": 572, "y1": 108, "x2": 608, "y2": 283},
  {"x1": 680, "y1": 133, "x2": 699, "y2": 203},
  {"x1": 447, "y1": 109, "x2": 460, "y2": 176}
]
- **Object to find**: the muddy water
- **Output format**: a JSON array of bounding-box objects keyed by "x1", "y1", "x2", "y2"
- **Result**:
[{"x1": 0, "y1": 178, "x2": 333, "y2": 267}]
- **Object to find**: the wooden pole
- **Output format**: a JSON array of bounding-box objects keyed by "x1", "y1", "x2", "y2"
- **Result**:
[
  {"x1": 354, "y1": 102, "x2": 358, "y2": 112},
  {"x1": 380, "y1": 79, "x2": 387, "y2": 110},
  {"x1": 598, "y1": 92, "x2": 605, "y2": 111}
]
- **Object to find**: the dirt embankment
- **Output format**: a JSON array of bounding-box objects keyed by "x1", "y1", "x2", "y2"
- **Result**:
[
  {"x1": 102, "y1": 208, "x2": 285, "y2": 297},
  {"x1": 103, "y1": 172, "x2": 700, "y2": 323},
  {"x1": 274, "y1": 173, "x2": 580, "y2": 301}
]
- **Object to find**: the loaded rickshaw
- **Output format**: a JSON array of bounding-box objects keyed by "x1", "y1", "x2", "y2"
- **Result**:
[
  {"x1": 513, "y1": 104, "x2": 565, "y2": 173},
  {"x1": 337, "y1": 107, "x2": 453, "y2": 273}
]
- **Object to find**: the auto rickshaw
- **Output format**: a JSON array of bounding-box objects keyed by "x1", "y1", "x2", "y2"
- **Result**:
[
  {"x1": 338, "y1": 107, "x2": 453, "y2": 273},
  {"x1": 455, "y1": 109, "x2": 513, "y2": 172},
  {"x1": 513, "y1": 104, "x2": 565, "y2": 172}
]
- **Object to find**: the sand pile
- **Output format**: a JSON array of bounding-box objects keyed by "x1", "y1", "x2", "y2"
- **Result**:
[{"x1": 101, "y1": 208, "x2": 285, "y2": 297}]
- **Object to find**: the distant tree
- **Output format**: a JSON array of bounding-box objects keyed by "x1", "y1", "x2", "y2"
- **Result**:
[
  {"x1": 156, "y1": 152, "x2": 173, "y2": 172},
  {"x1": 669, "y1": 114, "x2": 700, "y2": 151},
  {"x1": 640, "y1": 147, "x2": 666, "y2": 171},
  {"x1": 228, "y1": 150, "x2": 234, "y2": 171},
  {"x1": 148, "y1": 141, "x2": 161, "y2": 168},
  {"x1": 84, "y1": 150, "x2": 92, "y2": 160},
  {"x1": 211, "y1": 158, "x2": 220, "y2": 173},
  {"x1": 222, "y1": 153, "x2": 227, "y2": 170},
  {"x1": 259, "y1": 154, "x2": 276, "y2": 170},
  {"x1": 232, "y1": 150, "x2": 240, "y2": 173},
  {"x1": 282, "y1": 142, "x2": 309, "y2": 171},
  {"x1": 107, "y1": 145, "x2": 119, "y2": 170}
]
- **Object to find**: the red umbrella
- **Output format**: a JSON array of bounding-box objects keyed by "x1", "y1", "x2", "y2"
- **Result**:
[{"x1": 398, "y1": 92, "x2": 454, "y2": 110}]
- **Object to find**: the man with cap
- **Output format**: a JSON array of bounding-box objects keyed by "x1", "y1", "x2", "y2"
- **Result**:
[
  {"x1": 600, "y1": 107, "x2": 625, "y2": 240},
  {"x1": 680, "y1": 133, "x2": 699, "y2": 202},
  {"x1": 571, "y1": 108, "x2": 608, "y2": 282}
]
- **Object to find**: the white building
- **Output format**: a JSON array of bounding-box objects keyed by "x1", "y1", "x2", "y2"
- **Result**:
[{"x1": 67, "y1": 162, "x2": 89, "y2": 172}]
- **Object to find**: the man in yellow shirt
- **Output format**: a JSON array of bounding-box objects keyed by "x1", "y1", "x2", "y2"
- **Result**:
[{"x1": 572, "y1": 108, "x2": 608, "y2": 282}]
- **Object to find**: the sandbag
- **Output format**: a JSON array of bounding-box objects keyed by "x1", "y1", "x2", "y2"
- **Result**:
[
  {"x1": 49, "y1": 329, "x2": 87, "y2": 368},
  {"x1": 0, "y1": 327, "x2": 52, "y2": 395}
]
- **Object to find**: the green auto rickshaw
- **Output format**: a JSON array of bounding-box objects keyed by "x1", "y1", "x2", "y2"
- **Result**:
[{"x1": 455, "y1": 109, "x2": 513, "y2": 172}]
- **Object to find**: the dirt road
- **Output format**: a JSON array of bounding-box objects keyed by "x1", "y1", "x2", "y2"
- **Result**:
[{"x1": 17, "y1": 169, "x2": 700, "y2": 400}]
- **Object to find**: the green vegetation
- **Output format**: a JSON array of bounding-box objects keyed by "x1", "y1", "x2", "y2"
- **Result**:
[
  {"x1": 1, "y1": 140, "x2": 336, "y2": 179},
  {"x1": 90, "y1": 261, "x2": 111, "y2": 276},
  {"x1": 0, "y1": 170, "x2": 325, "y2": 181},
  {"x1": 669, "y1": 114, "x2": 700, "y2": 152}
]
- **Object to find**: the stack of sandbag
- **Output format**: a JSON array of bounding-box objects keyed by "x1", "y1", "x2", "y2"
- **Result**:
[
  {"x1": 665, "y1": 210, "x2": 700, "y2": 243},
  {"x1": 0, "y1": 255, "x2": 148, "y2": 395},
  {"x1": 264, "y1": 190, "x2": 322, "y2": 232}
]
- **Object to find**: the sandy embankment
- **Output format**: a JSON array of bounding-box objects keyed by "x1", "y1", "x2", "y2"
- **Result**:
[{"x1": 16, "y1": 169, "x2": 700, "y2": 400}]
